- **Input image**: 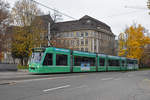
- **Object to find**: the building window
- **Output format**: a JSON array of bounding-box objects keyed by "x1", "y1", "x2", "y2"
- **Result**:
[
  {"x1": 63, "y1": 33, "x2": 66, "y2": 37},
  {"x1": 81, "y1": 48, "x2": 84, "y2": 51},
  {"x1": 81, "y1": 32, "x2": 84, "y2": 37},
  {"x1": 64, "y1": 40, "x2": 66, "y2": 44},
  {"x1": 100, "y1": 34, "x2": 102, "y2": 39},
  {"x1": 77, "y1": 40, "x2": 79, "y2": 46},
  {"x1": 86, "y1": 20, "x2": 91, "y2": 23},
  {"x1": 85, "y1": 32, "x2": 88, "y2": 37},
  {"x1": 94, "y1": 39, "x2": 96, "y2": 43},
  {"x1": 81, "y1": 39, "x2": 84, "y2": 45},
  {"x1": 67, "y1": 33, "x2": 70, "y2": 37},
  {"x1": 76, "y1": 32, "x2": 80, "y2": 37},
  {"x1": 94, "y1": 46, "x2": 96, "y2": 51},
  {"x1": 85, "y1": 39, "x2": 88, "y2": 45},
  {"x1": 71, "y1": 40, "x2": 74, "y2": 45},
  {"x1": 67, "y1": 40, "x2": 70, "y2": 45},
  {"x1": 71, "y1": 32, "x2": 74, "y2": 37},
  {"x1": 85, "y1": 48, "x2": 88, "y2": 52},
  {"x1": 56, "y1": 54, "x2": 68, "y2": 66},
  {"x1": 93, "y1": 32, "x2": 95, "y2": 36}
]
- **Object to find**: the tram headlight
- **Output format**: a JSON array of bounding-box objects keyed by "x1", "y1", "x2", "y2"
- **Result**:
[{"x1": 37, "y1": 65, "x2": 40, "y2": 68}]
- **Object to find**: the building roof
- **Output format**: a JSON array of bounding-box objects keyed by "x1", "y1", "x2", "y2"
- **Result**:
[
  {"x1": 32, "y1": 14, "x2": 54, "y2": 26},
  {"x1": 52, "y1": 15, "x2": 114, "y2": 35}
]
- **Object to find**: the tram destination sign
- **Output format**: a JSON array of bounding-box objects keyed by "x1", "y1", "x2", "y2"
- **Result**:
[{"x1": 54, "y1": 48, "x2": 70, "y2": 53}]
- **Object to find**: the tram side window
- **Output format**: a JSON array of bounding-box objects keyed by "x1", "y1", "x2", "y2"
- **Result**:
[
  {"x1": 74, "y1": 56, "x2": 81, "y2": 66},
  {"x1": 135, "y1": 60, "x2": 138, "y2": 64},
  {"x1": 74, "y1": 56, "x2": 95, "y2": 66},
  {"x1": 122, "y1": 61, "x2": 125, "y2": 66},
  {"x1": 56, "y1": 54, "x2": 67, "y2": 66},
  {"x1": 108, "y1": 59, "x2": 120, "y2": 66},
  {"x1": 99, "y1": 58, "x2": 105, "y2": 66},
  {"x1": 128, "y1": 60, "x2": 134, "y2": 64},
  {"x1": 87, "y1": 57, "x2": 95, "y2": 66},
  {"x1": 43, "y1": 53, "x2": 53, "y2": 65}
]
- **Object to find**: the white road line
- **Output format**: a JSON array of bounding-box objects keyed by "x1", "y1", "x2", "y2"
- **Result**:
[
  {"x1": 101, "y1": 78, "x2": 113, "y2": 80},
  {"x1": 10, "y1": 75, "x2": 87, "y2": 83},
  {"x1": 43, "y1": 85, "x2": 71, "y2": 92},
  {"x1": 12, "y1": 77, "x2": 66, "y2": 83},
  {"x1": 114, "y1": 78, "x2": 122, "y2": 80}
]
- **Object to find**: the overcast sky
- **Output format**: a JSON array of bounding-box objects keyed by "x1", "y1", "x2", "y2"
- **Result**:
[{"x1": 8, "y1": 0, "x2": 150, "y2": 37}]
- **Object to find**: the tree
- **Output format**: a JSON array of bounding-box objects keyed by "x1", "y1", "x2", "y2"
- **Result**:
[
  {"x1": 0, "y1": 0, "x2": 10, "y2": 62},
  {"x1": 51, "y1": 9, "x2": 63, "y2": 22},
  {"x1": 11, "y1": 0, "x2": 42, "y2": 26},
  {"x1": 118, "y1": 24, "x2": 150, "y2": 62},
  {"x1": 11, "y1": 0, "x2": 46, "y2": 65},
  {"x1": 0, "y1": 0, "x2": 10, "y2": 33}
]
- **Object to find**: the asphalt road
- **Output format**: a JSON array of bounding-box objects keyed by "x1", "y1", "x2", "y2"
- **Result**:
[{"x1": 1, "y1": 71, "x2": 150, "y2": 100}]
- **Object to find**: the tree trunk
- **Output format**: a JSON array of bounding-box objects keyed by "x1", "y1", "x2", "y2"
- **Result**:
[
  {"x1": 20, "y1": 58, "x2": 23, "y2": 66},
  {"x1": 24, "y1": 57, "x2": 28, "y2": 66}
]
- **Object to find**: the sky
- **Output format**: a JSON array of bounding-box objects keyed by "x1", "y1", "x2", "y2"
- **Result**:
[{"x1": 8, "y1": 0, "x2": 150, "y2": 37}]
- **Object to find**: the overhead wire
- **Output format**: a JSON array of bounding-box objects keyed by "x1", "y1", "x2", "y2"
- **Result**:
[{"x1": 30, "y1": 0, "x2": 76, "y2": 20}]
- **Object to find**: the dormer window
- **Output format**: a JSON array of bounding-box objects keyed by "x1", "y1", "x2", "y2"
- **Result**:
[
  {"x1": 86, "y1": 20, "x2": 91, "y2": 23},
  {"x1": 97, "y1": 27, "x2": 101, "y2": 29}
]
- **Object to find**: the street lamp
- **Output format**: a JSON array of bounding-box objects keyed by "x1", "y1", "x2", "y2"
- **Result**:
[{"x1": 147, "y1": 0, "x2": 150, "y2": 13}]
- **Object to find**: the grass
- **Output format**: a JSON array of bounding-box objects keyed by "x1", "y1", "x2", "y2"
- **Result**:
[
  {"x1": 17, "y1": 65, "x2": 29, "y2": 69},
  {"x1": 138, "y1": 67, "x2": 150, "y2": 71}
]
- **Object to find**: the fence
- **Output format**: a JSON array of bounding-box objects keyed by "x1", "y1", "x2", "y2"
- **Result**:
[{"x1": 0, "y1": 64, "x2": 17, "y2": 71}]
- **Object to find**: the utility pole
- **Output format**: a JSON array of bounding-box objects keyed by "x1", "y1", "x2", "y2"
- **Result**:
[
  {"x1": 48, "y1": 22, "x2": 51, "y2": 46},
  {"x1": 148, "y1": 0, "x2": 150, "y2": 9},
  {"x1": 147, "y1": 0, "x2": 150, "y2": 14}
]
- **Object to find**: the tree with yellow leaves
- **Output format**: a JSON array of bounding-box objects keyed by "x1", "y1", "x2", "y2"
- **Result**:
[
  {"x1": 118, "y1": 24, "x2": 150, "y2": 61},
  {"x1": 11, "y1": 0, "x2": 47, "y2": 65}
]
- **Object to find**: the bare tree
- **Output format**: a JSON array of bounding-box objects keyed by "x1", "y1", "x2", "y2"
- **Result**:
[
  {"x1": 0, "y1": 0, "x2": 10, "y2": 62},
  {"x1": 11, "y1": 0, "x2": 43, "y2": 26},
  {"x1": 51, "y1": 9, "x2": 63, "y2": 22}
]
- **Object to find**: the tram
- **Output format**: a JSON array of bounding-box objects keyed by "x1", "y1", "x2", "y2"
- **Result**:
[{"x1": 29, "y1": 47, "x2": 138, "y2": 73}]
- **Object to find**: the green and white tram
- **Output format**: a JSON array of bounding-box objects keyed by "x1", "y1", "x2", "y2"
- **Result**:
[{"x1": 29, "y1": 47, "x2": 139, "y2": 73}]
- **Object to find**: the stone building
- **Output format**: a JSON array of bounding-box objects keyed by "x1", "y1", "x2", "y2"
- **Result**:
[{"x1": 51, "y1": 15, "x2": 116, "y2": 55}]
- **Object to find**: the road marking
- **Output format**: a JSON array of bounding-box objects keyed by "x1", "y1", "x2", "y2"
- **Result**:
[
  {"x1": 114, "y1": 78, "x2": 122, "y2": 80},
  {"x1": 101, "y1": 78, "x2": 113, "y2": 80},
  {"x1": 12, "y1": 77, "x2": 66, "y2": 83},
  {"x1": 65, "y1": 85, "x2": 88, "y2": 91},
  {"x1": 143, "y1": 78, "x2": 150, "y2": 82},
  {"x1": 43, "y1": 85, "x2": 71, "y2": 92},
  {"x1": 9, "y1": 75, "x2": 87, "y2": 84}
]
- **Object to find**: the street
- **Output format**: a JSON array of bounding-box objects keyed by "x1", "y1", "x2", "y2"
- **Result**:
[{"x1": 1, "y1": 71, "x2": 150, "y2": 100}]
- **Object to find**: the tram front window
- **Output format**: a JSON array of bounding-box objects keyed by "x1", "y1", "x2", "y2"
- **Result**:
[{"x1": 30, "y1": 52, "x2": 44, "y2": 63}]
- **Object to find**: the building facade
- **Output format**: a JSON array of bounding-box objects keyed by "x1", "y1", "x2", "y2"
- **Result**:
[{"x1": 51, "y1": 15, "x2": 116, "y2": 55}]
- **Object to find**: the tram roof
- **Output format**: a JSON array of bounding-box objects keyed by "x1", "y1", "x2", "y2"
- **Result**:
[
  {"x1": 127, "y1": 58, "x2": 137, "y2": 60},
  {"x1": 107, "y1": 55, "x2": 120, "y2": 59},
  {"x1": 73, "y1": 51, "x2": 96, "y2": 57},
  {"x1": 46, "y1": 47, "x2": 70, "y2": 53},
  {"x1": 120, "y1": 57, "x2": 126, "y2": 60},
  {"x1": 98, "y1": 54, "x2": 107, "y2": 57}
]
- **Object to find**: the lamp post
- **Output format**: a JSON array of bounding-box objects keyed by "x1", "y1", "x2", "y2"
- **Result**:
[
  {"x1": 147, "y1": 0, "x2": 150, "y2": 14},
  {"x1": 48, "y1": 22, "x2": 51, "y2": 46},
  {"x1": 147, "y1": 0, "x2": 150, "y2": 9}
]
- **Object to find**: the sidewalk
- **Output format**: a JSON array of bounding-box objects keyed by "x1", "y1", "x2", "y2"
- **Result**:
[
  {"x1": 0, "y1": 70, "x2": 90, "y2": 85},
  {"x1": 0, "y1": 70, "x2": 53, "y2": 84},
  {"x1": 0, "y1": 70, "x2": 75, "y2": 85}
]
